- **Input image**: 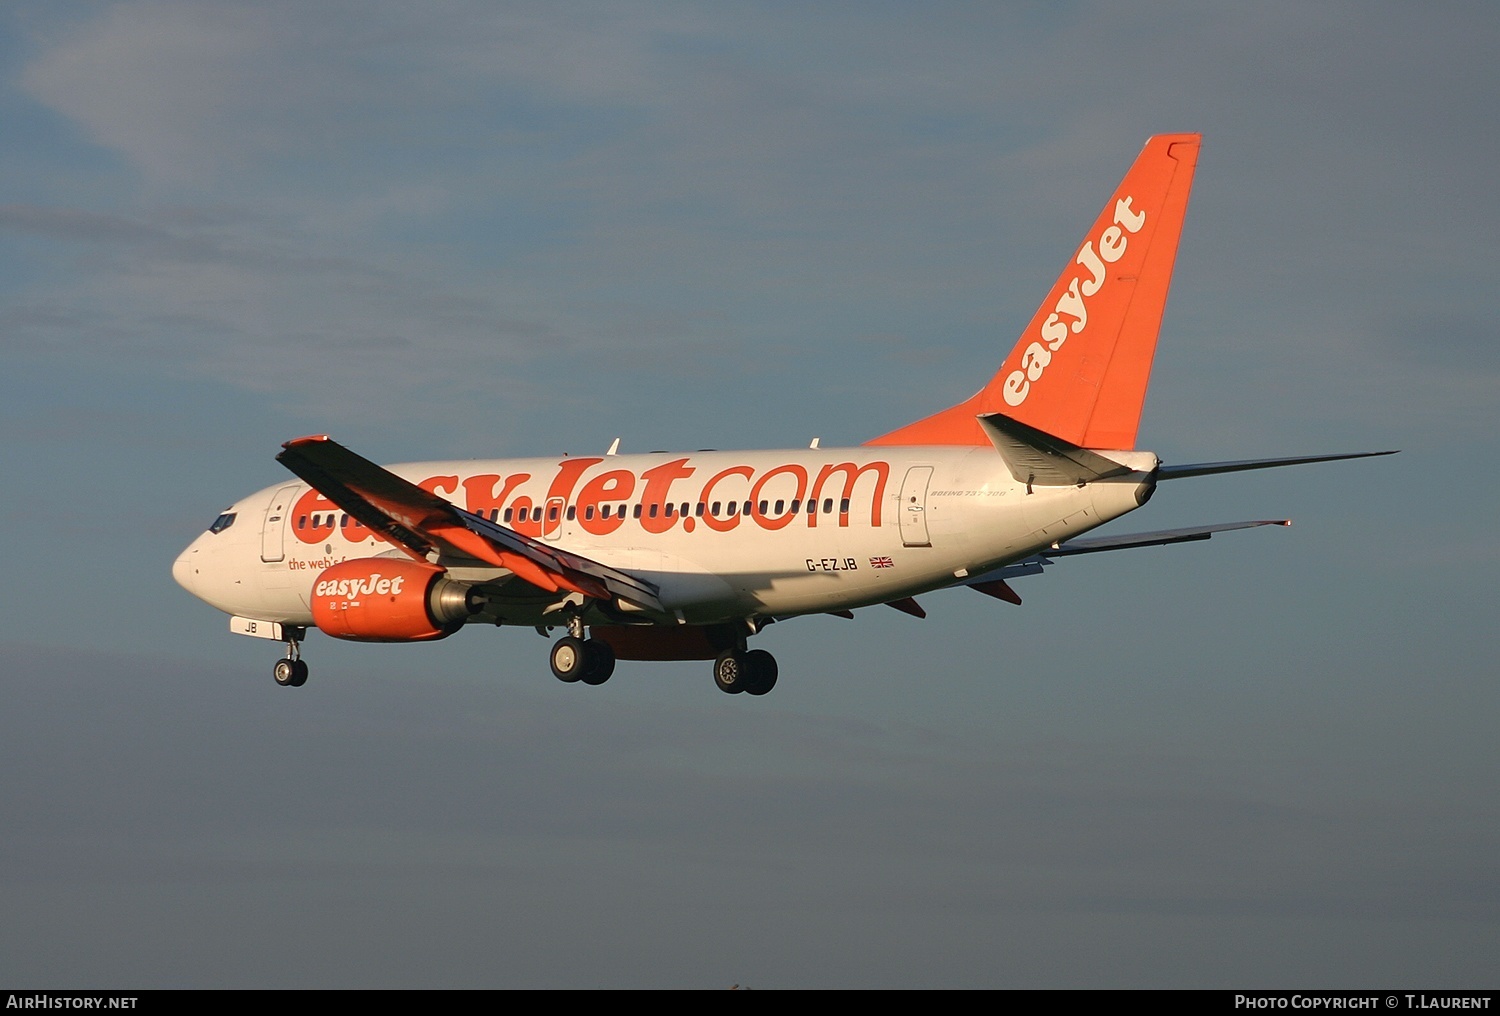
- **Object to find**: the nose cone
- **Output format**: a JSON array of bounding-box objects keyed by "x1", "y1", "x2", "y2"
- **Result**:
[{"x1": 173, "y1": 541, "x2": 201, "y2": 596}]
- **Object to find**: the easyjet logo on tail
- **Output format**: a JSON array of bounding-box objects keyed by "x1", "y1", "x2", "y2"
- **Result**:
[{"x1": 1002, "y1": 196, "x2": 1147, "y2": 407}]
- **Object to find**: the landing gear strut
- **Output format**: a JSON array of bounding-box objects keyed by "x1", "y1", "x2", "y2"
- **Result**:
[{"x1": 273, "y1": 630, "x2": 308, "y2": 688}]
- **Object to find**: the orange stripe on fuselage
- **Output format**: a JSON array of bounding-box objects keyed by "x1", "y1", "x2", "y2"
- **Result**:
[{"x1": 289, "y1": 456, "x2": 892, "y2": 547}]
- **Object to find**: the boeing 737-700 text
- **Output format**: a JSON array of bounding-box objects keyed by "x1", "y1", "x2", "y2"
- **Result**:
[{"x1": 173, "y1": 134, "x2": 1393, "y2": 695}]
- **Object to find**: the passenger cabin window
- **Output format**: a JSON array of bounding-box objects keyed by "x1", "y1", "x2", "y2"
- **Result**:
[
  {"x1": 840, "y1": 498, "x2": 850, "y2": 513},
  {"x1": 209, "y1": 512, "x2": 237, "y2": 534},
  {"x1": 634, "y1": 504, "x2": 643, "y2": 519},
  {"x1": 566, "y1": 505, "x2": 576, "y2": 521},
  {"x1": 503, "y1": 508, "x2": 513, "y2": 523},
  {"x1": 822, "y1": 498, "x2": 833, "y2": 514}
]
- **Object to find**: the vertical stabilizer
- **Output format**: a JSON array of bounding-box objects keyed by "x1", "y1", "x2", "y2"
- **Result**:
[{"x1": 868, "y1": 134, "x2": 1200, "y2": 449}]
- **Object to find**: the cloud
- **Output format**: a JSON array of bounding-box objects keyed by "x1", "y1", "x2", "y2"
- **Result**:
[
  {"x1": 2, "y1": 2, "x2": 1496, "y2": 987},
  {"x1": 4, "y1": 2, "x2": 1485, "y2": 454},
  {"x1": 22, "y1": 2, "x2": 296, "y2": 186}
]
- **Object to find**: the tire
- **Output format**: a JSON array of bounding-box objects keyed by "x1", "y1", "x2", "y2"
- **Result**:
[
  {"x1": 743, "y1": 649, "x2": 778, "y2": 696},
  {"x1": 713, "y1": 650, "x2": 747, "y2": 694},
  {"x1": 289, "y1": 659, "x2": 309, "y2": 687},
  {"x1": 273, "y1": 658, "x2": 297, "y2": 687},
  {"x1": 580, "y1": 639, "x2": 616, "y2": 686},
  {"x1": 550, "y1": 636, "x2": 587, "y2": 683}
]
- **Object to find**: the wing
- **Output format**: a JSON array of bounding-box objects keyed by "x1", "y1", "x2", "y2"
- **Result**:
[{"x1": 275, "y1": 435, "x2": 665, "y2": 613}]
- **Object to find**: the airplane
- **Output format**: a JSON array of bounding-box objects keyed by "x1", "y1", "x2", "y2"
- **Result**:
[{"x1": 172, "y1": 133, "x2": 1393, "y2": 695}]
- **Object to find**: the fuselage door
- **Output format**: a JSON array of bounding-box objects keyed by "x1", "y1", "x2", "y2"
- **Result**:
[
  {"x1": 260, "y1": 484, "x2": 300, "y2": 563},
  {"x1": 899, "y1": 466, "x2": 933, "y2": 547}
]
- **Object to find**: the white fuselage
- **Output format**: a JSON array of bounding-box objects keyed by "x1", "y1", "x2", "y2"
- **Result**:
[{"x1": 173, "y1": 445, "x2": 1156, "y2": 628}]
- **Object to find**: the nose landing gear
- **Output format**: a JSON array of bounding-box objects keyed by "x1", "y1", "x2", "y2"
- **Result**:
[{"x1": 272, "y1": 629, "x2": 308, "y2": 687}]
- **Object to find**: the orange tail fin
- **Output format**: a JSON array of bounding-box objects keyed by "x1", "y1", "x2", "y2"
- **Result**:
[{"x1": 868, "y1": 133, "x2": 1200, "y2": 450}]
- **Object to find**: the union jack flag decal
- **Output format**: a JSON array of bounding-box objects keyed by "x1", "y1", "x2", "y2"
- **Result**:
[{"x1": 869, "y1": 556, "x2": 894, "y2": 569}]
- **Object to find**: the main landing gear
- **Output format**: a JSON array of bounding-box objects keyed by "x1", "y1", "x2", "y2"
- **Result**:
[
  {"x1": 712, "y1": 648, "x2": 778, "y2": 697},
  {"x1": 549, "y1": 616, "x2": 616, "y2": 686},
  {"x1": 549, "y1": 635, "x2": 617, "y2": 685},
  {"x1": 546, "y1": 617, "x2": 780, "y2": 696},
  {"x1": 273, "y1": 630, "x2": 308, "y2": 688}
]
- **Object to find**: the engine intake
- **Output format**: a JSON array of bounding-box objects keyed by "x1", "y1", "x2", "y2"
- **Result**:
[{"x1": 311, "y1": 559, "x2": 480, "y2": 642}]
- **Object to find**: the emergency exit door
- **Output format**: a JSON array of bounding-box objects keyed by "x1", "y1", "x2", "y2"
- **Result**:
[{"x1": 899, "y1": 466, "x2": 933, "y2": 547}]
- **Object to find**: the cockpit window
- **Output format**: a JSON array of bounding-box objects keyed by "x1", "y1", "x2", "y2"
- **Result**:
[{"x1": 208, "y1": 512, "x2": 237, "y2": 534}]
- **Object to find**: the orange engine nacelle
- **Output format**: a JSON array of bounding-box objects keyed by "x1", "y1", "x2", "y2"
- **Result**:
[{"x1": 310, "y1": 559, "x2": 480, "y2": 642}]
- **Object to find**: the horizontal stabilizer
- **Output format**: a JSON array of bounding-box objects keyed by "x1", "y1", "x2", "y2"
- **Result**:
[
  {"x1": 1158, "y1": 450, "x2": 1397, "y2": 480},
  {"x1": 977, "y1": 412, "x2": 1155, "y2": 486},
  {"x1": 1043, "y1": 519, "x2": 1289, "y2": 555},
  {"x1": 958, "y1": 518, "x2": 1291, "y2": 589}
]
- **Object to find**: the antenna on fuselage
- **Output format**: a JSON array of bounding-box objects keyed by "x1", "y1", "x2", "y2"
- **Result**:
[
  {"x1": 606, "y1": 437, "x2": 621, "y2": 456},
  {"x1": 809, "y1": 437, "x2": 820, "y2": 449}
]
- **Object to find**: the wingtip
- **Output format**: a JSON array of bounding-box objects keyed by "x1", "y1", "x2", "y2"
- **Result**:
[{"x1": 282, "y1": 434, "x2": 332, "y2": 449}]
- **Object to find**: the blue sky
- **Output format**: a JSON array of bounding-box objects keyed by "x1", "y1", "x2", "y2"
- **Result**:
[{"x1": 2, "y1": 1, "x2": 1496, "y2": 988}]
